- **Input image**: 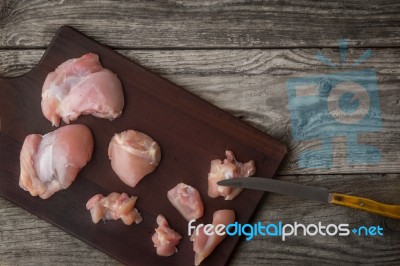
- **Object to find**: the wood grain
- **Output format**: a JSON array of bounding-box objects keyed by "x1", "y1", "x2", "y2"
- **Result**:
[
  {"x1": 0, "y1": 197, "x2": 118, "y2": 265},
  {"x1": 0, "y1": 0, "x2": 399, "y2": 264},
  {"x1": 2, "y1": 174, "x2": 400, "y2": 265},
  {"x1": 0, "y1": 0, "x2": 400, "y2": 48},
  {"x1": 232, "y1": 174, "x2": 400, "y2": 265},
  {"x1": 1, "y1": 48, "x2": 399, "y2": 175},
  {"x1": 0, "y1": 26, "x2": 286, "y2": 266}
]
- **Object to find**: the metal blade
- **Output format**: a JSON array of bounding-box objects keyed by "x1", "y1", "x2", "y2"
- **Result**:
[{"x1": 217, "y1": 177, "x2": 330, "y2": 203}]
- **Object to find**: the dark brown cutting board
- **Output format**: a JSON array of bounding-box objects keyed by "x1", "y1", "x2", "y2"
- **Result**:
[{"x1": 0, "y1": 26, "x2": 286, "y2": 266}]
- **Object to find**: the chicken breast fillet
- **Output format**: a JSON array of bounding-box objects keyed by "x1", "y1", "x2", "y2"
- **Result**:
[
  {"x1": 108, "y1": 130, "x2": 161, "y2": 187},
  {"x1": 19, "y1": 124, "x2": 93, "y2": 199},
  {"x1": 191, "y1": 209, "x2": 235, "y2": 265},
  {"x1": 41, "y1": 53, "x2": 124, "y2": 127},
  {"x1": 208, "y1": 150, "x2": 256, "y2": 200},
  {"x1": 167, "y1": 183, "x2": 204, "y2": 221},
  {"x1": 152, "y1": 215, "x2": 182, "y2": 256},
  {"x1": 86, "y1": 192, "x2": 142, "y2": 225}
]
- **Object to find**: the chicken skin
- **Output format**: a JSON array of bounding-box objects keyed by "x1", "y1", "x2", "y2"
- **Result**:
[
  {"x1": 167, "y1": 183, "x2": 204, "y2": 221},
  {"x1": 86, "y1": 192, "x2": 142, "y2": 225},
  {"x1": 152, "y1": 215, "x2": 182, "y2": 256},
  {"x1": 208, "y1": 150, "x2": 256, "y2": 200},
  {"x1": 191, "y1": 209, "x2": 235, "y2": 265},
  {"x1": 19, "y1": 124, "x2": 93, "y2": 199},
  {"x1": 41, "y1": 53, "x2": 124, "y2": 127},
  {"x1": 108, "y1": 130, "x2": 161, "y2": 187}
]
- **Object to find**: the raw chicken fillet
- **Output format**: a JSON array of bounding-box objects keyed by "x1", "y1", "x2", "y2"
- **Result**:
[
  {"x1": 167, "y1": 183, "x2": 204, "y2": 221},
  {"x1": 191, "y1": 209, "x2": 235, "y2": 265},
  {"x1": 86, "y1": 192, "x2": 142, "y2": 225},
  {"x1": 208, "y1": 150, "x2": 256, "y2": 200},
  {"x1": 19, "y1": 124, "x2": 93, "y2": 199},
  {"x1": 108, "y1": 130, "x2": 161, "y2": 187},
  {"x1": 152, "y1": 215, "x2": 182, "y2": 256},
  {"x1": 41, "y1": 53, "x2": 124, "y2": 127}
]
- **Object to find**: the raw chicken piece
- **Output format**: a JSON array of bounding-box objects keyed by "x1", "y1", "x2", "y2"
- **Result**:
[
  {"x1": 19, "y1": 124, "x2": 93, "y2": 199},
  {"x1": 152, "y1": 215, "x2": 182, "y2": 256},
  {"x1": 86, "y1": 192, "x2": 142, "y2": 225},
  {"x1": 191, "y1": 209, "x2": 235, "y2": 265},
  {"x1": 108, "y1": 130, "x2": 161, "y2": 187},
  {"x1": 41, "y1": 53, "x2": 124, "y2": 127},
  {"x1": 167, "y1": 183, "x2": 204, "y2": 221},
  {"x1": 208, "y1": 150, "x2": 256, "y2": 200}
]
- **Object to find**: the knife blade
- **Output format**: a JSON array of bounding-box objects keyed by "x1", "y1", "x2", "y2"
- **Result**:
[{"x1": 217, "y1": 177, "x2": 400, "y2": 219}]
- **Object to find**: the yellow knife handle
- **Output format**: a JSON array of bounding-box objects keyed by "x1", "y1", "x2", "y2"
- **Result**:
[{"x1": 329, "y1": 193, "x2": 400, "y2": 219}]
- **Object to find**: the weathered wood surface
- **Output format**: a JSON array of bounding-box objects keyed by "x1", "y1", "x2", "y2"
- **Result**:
[
  {"x1": 1, "y1": 174, "x2": 400, "y2": 265},
  {"x1": 1, "y1": 0, "x2": 400, "y2": 265},
  {"x1": 1, "y1": 49, "x2": 399, "y2": 175},
  {"x1": 0, "y1": 0, "x2": 400, "y2": 48}
]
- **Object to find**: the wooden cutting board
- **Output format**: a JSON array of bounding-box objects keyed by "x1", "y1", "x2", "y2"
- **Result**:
[{"x1": 0, "y1": 26, "x2": 286, "y2": 266}]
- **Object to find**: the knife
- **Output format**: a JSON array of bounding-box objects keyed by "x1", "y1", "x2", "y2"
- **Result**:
[{"x1": 217, "y1": 177, "x2": 400, "y2": 219}]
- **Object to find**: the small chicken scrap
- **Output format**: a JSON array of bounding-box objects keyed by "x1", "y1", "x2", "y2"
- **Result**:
[
  {"x1": 167, "y1": 183, "x2": 204, "y2": 221},
  {"x1": 152, "y1": 215, "x2": 182, "y2": 256},
  {"x1": 108, "y1": 130, "x2": 161, "y2": 187},
  {"x1": 208, "y1": 150, "x2": 256, "y2": 200},
  {"x1": 191, "y1": 209, "x2": 235, "y2": 265},
  {"x1": 41, "y1": 53, "x2": 124, "y2": 127},
  {"x1": 86, "y1": 192, "x2": 142, "y2": 225},
  {"x1": 19, "y1": 124, "x2": 93, "y2": 199}
]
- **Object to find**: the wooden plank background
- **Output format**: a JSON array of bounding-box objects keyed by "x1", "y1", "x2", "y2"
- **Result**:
[
  {"x1": 0, "y1": 0, "x2": 400, "y2": 48},
  {"x1": 0, "y1": 0, "x2": 399, "y2": 265}
]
